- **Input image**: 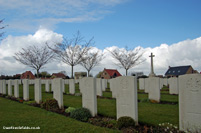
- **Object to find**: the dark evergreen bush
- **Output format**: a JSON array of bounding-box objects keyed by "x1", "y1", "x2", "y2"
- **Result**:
[
  {"x1": 117, "y1": 116, "x2": 136, "y2": 129},
  {"x1": 65, "y1": 107, "x2": 76, "y2": 113},
  {"x1": 41, "y1": 98, "x2": 59, "y2": 111},
  {"x1": 70, "y1": 108, "x2": 92, "y2": 122}
]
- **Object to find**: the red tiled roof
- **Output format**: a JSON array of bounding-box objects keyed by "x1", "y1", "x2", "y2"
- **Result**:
[
  {"x1": 104, "y1": 69, "x2": 122, "y2": 77},
  {"x1": 52, "y1": 73, "x2": 66, "y2": 78},
  {"x1": 21, "y1": 71, "x2": 35, "y2": 79}
]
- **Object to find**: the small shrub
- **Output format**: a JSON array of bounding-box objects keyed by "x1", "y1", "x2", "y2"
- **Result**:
[
  {"x1": 65, "y1": 107, "x2": 76, "y2": 113},
  {"x1": 19, "y1": 100, "x2": 24, "y2": 103},
  {"x1": 153, "y1": 123, "x2": 179, "y2": 133},
  {"x1": 70, "y1": 108, "x2": 92, "y2": 122},
  {"x1": 150, "y1": 100, "x2": 159, "y2": 103},
  {"x1": 16, "y1": 98, "x2": 22, "y2": 101},
  {"x1": 88, "y1": 117, "x2": 117, "y2": 129},
  {"x1": 117, "y1": 116, "x2": 136, "y2": 129},
  {"x1": 41, "y1": 98, "x2": 59, "y2": 111}
]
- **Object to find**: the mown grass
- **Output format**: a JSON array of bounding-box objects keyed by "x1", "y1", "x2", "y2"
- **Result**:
[
  {"x1": 4, "y1": 82, "x2": 179, "y2": 127},
  {"x1": 0, "y1": 97, "x2": 119, "y2": 133}
]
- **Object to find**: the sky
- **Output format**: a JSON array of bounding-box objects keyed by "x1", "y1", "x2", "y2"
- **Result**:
[{"x1": 0, "y1": 0, "x2": 201, "y2": 77}]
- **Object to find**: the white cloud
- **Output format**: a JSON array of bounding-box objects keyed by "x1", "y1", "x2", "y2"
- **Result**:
[
  {"x1": 135, "y1": 37, "x2": 201, "y2": 75},
  {"x1": 0, "y1": 0, "x2": 128, "y2": 32},
  {"x1": 0, "y1": 28, "x2": 63, "y2": 75},
  {"x1": 0, "y1": 29, "x2": 201, "y2": 76}
]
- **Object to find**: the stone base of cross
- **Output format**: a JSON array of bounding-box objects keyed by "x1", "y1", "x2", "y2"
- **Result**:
[{"x1": 149, "y1": 73, "x2": 156, "y2": 77}]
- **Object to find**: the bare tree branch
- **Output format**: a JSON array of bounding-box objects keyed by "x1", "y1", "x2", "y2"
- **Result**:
[
  {"x1": 48, "y1": 31, "x2": 94, "y2": 78},
  {"x1": 108, "y1": 47, "x2": 145, "y2": 76},
  {"x1": 13, "y1": 45, "x2": 55, "y2": 78},
  {"x1": 0, "y1": 19, "x2": 7, "y2": 39},
  {"x1": 80, "y1": 50, "x2": 104, "y2": 77}
]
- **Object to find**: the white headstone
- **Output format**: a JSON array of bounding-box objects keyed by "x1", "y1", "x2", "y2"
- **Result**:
[
  {"x1": 0, "y1": 80, "x2": 2, "y2": 94},
  {"x1": 34, "y1": 79, "x2": 42, "y2": 103},
  {"x1": 41, "y1": 80, "x2": 46, "y2": 84},
  {"x1": 144, "y1": 78, "x2": 149, "y2": 93},
  {"x1": 45, "y1": 80, "x2": 50, "y2": 92},
  {"x1": 18, "y1": 79, "x2": 22, "y2": 85},
  {"x1": 64, "y1": 79, "x2": 69, "y2": 84},
  {"x1": 12, "y1": 80, "x2": 15, "y2": 86},
  {"x1": 29, "y1": 79, "x2": 35, "y2": 85},
  {"x1": 148, "y1": 77, "x2": 160, "y2": 102},
  {"x1": 101, "y1": 79, "x2": 106, "y2": 91},
  {"x1": 75, "y1": 79, "x2": 79, "y2": 83},
  {"x1": 23, "y1": 79, "x2": 29, "y2": 101},
  {"x1": 14, "y1": 79, "x2": 19, "y2": 98},
  {"x1": 105, "y1": 79, "x2": 107, "y2": 89},
  {"x1": 96, "y1": 78, "x2": 102, "y2": 96},
  {"x1": 80, "y1": 77, "x2": 97, "y2": 117},
  {"x1": 163, "y1": 78, "x2": 168, "y2": 86},
  {"x1": 107, "y1": 79, "x2": 110, "y2": 85},
  {"x1": 69, "y1": 79, "x2": 75, "y2": 94},
  {"x1": 116, "y1": 76, "x2": 138, "y2": 123},
  {"x1": 52, "y1": 78, "x2": 63, "y2": 109},
  {"x1": 79, "y1": 79, "x2": 83, "y2": 94},
  {"x1": 2, "y1": 80, "x2": 6, "y2": 94},
  {"x1": 168, "y1": 78, "x2": 171, "y2": 86},
  {"x1": 110, "y1": 78, "x2": 117, "y2": 98},
  {"x1": 179, "y1": 74, "x2": 201, "y2": 132},
  {"x1": 8, "y1": 80, "x2": 12, "y2": 96},
  {"x1": 169, "y1": 77, "x2": 179, "y2": 95},
  {"x1": 159, "y1": 78, "x2": 164, "y2": 89},
  {"x1": 62, "y1": 79, "x2": 65, "y2": 93},
  {"x1": 50, "y1": 79, "x2": 53, "y2": 92},
  {"x1": 139, "y1": 78, "x2": 145, "y2": 90}
]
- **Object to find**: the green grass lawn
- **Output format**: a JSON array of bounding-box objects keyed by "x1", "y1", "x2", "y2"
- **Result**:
[
  {"x1": 2, "y1": 83, "x2": 179, "y2": 129},
  {"x1": 0, "y1": 97, "x2": 119, "y2": 133}
]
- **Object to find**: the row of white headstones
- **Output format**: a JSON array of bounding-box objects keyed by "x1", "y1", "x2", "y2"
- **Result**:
[
  {"x1": 0, "y1": 74, "x2": 201, "y2": 132},
  {"x1": 139, "y1": 77, "x2": 179, "y2": 102}
]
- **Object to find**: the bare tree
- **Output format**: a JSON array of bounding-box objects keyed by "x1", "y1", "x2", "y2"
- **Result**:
[
  {"x1": 0, "y1": 19, "x2": 7, "y2": 39},
  {"x1": 108, "y1": 47, "x2": 144, "y2": 76},
  {"x1": 14, "y1": 45, "x2": 55, "y2": 78},
  {"x1": 49, "y1": 31, "x2": 93, "y2": 78},
  {"x1": 80, "y1": 50, "x2": 103, "y2": 77}
]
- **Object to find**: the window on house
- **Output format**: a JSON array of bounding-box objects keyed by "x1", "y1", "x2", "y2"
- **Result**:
[
  {"x1": 169, "y1": 71, "x2": 171, "y2": 73},
  {"x1": 173, "y1": 71, "x2": 175, "y2": 73},
  {"x1": 178, "y1": 70, "x2": 180, "y2": 73}
]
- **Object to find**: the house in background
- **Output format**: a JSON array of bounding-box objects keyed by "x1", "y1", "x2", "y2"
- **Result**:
[
  {"x1": 74, "y1": 72, "x2": 87, "y2": 79},
  {"x1": 52, "y1": 73, "x2": 67, "y2": 79},
  {"x1": 21, "y1": 71, "x2": 35, "y2": 79},
  {"x1": 101, "y1": 68, "x2": 122, "y2": 79},
  {"x1": 165, "y1": 65, "x2": 198, "y2": 78}
]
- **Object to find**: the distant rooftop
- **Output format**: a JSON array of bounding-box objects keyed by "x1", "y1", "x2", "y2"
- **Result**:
[{"x1": 165, "y1": 65, "x2": 191, "y2": 76}]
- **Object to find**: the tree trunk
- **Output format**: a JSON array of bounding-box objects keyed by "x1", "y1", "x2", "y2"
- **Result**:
[
  {"x1": 126, "y1": 69, "x2": 128, "y2": 76},
  {"x1": 71, "y1": 65, "x2": 74, "y2": 79},
  {"x1": 87, "y1": 70, "x2": 90, "y2": 77},
  {"x1": 37, "y1": 69, "x2": 39, "y2": 78}
]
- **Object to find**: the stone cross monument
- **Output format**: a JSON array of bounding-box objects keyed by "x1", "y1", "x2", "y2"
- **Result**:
[{"x1": 149, "y1": 53, "x2": 156, "y2": 77}]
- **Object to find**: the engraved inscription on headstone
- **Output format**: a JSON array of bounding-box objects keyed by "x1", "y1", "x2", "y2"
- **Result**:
[
  {"x1": 116, "y1": 76, "x2": 138, "y2": 123},
  {"x1": 179, "y1": 74, "x2": 201, "y2": 132}
]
